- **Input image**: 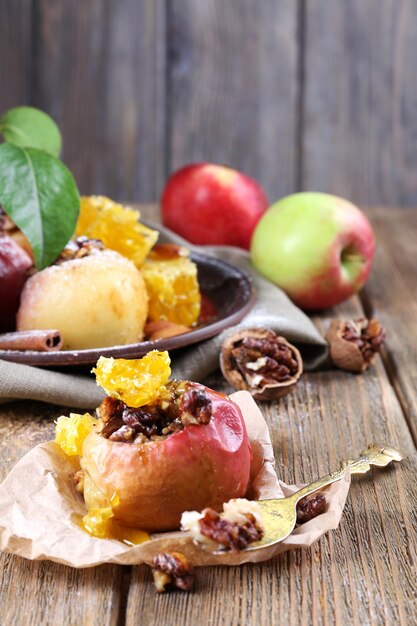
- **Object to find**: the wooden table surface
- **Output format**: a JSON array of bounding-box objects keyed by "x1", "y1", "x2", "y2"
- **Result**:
[{"x1": 0, "y1": 207, "x2": 416, "y2": 625}]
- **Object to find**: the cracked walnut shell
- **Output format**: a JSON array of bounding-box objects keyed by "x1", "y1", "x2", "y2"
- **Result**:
[
  {"x1": 326, "y1": 318, "x2": 386, "y2": 373},
  {"x1": 220, "y1": 328, "x2": 303, "y2": 400}
]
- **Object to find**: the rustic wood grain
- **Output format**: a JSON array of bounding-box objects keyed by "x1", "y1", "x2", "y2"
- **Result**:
[
  {"x1": 0, "y1": 0, "x2": 34, "y2": 112},
  {"x1": 0, "y1": 402, "x2": 124, "y2": 626},
  {"x1": 126, "y1": 296, "x2": 417, "y2": 625},
  {"x1": 4, "y1": 2, "x2": 417, "y2": 206},
  {"x1": 2, "y1": 207, "x2": 417, "y2": 624},
  {"x1": 167, "y1": 0, "x2": 299, "y2": 201},
  {"x1": 301, "y1": 0, "x2": 417, "y2": 206},
  {"x1": 362, "y1": 208, "x2": 417, "y2": 444},
  {"x1": 32, "y1": 0, "x2": 166, "y2": 205}
]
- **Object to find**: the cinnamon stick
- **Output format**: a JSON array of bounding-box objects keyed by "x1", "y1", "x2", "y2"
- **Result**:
[{"x1": 0, "y1": 330, "x2": 63, "y2": 352}]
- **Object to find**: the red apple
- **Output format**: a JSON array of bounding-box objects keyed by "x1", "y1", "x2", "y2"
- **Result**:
[
  {"x1": 250, "y1": 192, "x2": 375, "y2": 310},
  {"x1": 81, "y1": 386, "x2": 252, "y2": 531},
  {"x1": 0, "y1": 235, "x2": 33, "y2": 332},
  {"x1": 161, "y1": 163, "x2": 268, "y2": 249}
]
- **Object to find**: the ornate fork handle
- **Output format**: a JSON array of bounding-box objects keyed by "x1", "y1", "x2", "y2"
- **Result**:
[
  {"x1": 287, "y1": 444, "x2": 403, "y2": 505},
  {"x1": 342, "y1": 444, "x2": 403, "y2": 473}
]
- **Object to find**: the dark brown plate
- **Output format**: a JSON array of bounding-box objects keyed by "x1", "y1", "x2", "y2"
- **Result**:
[{"x1": 0, "y1": 252, "x2": 254, "y2": 367}]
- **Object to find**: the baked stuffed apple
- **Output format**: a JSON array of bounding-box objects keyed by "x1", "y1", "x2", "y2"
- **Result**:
[
  {"x1": 55, "y1": 351, "x2": 252, "y2": 533},
  {"x1": 16, "y1": 238, "x2": 148, "y2": 350}
]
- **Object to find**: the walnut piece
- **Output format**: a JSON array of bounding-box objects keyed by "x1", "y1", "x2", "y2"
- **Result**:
[
  {"x1": 181, "y1": 498, "x2": 264, "y2": 552},
  {"x1": 55, "y1": 237, "x2": 104, "y2": 264},
  {"x1": 220, "y1": 328, "x2": 303, "y2": 400},
  {"x1": 96, "y1": 382, "x2": 212, "y2": 443},
  {"x1": 152, "y1": 552, "x2": 194, "y2": 593},
  {"x1": 198, "y1": 509, "x2": 262, "y2": 551},
  {"x1": 327, "y1": 318, "x2": 386, "y2": 372}
]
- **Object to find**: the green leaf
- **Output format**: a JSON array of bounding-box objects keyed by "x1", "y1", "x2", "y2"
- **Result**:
[
  {"x1": 0, "y1": 106, "x2": 62, "y2": 157},
  {"x1": 0, "y1": 143, "x2": 80, "y2": 269}
]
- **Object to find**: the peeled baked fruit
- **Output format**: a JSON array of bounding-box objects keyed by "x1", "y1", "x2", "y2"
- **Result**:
[
  {"x1": 17, "y1": 249, "x2": 148, "y2": 349},
  {"x1": 141, "y1": 244, "x2": 201, "y2": 327},
  {"x1": 81, "y1": 383, "x2": 252, "y2": 531},
  {"x1": 76, "y1": 195, "x2": 158, "y2": 267}
]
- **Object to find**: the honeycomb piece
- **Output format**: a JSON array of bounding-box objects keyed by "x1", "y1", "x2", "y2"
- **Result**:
[
  {"x1": 55, "y1": 413, "x2": 96, "y2": 456},
  {"x1": 76, "y1": 195, "x2": 158, "y2": 267},
  {"x1": 92, "y1": 351, "x2": 171, "y2": 408},
  {"x1": 141, "y1": 244, "x2": 201, "y2": 327}
]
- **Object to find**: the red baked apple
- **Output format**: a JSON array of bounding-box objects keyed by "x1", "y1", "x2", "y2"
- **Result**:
[
  {"x1": 161, "y1": 163, "x2": 268, "y2": 249},
  {"x1": 0, "y1": 235, "x2": 33, "y2": 332},
  {"x1": 80, "y1": 383, "x2": 253, "y2": 531}
]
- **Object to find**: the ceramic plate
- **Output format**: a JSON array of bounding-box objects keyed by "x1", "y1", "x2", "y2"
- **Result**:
[{"x1": 0, "y1": 252, "x2": 254, "y2": 367}]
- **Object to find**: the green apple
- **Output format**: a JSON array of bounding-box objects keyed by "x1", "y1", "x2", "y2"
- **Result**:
[{"x1": 250, "y1": 192, "x2": 375, "y2": 310}]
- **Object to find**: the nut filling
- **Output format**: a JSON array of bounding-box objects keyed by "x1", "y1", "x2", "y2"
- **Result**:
[
  {"x1": 96, "y1": 381, "x2": 213, "y2": 443},
  {"x1": 152, "y1": 552, "x2": 194, "y2": 593},
  {"x1": 56, "y1": 236, "x2": 105, "y2": 264},
  {"x1": 198, "y1": 509, "x2": 263, "y2": 552},
  {"x1": 221, "y1": 328, "x2": 303, "y2": 400}
]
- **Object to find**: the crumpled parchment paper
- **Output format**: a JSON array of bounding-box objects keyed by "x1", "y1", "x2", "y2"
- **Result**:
[{"x1": 0, "y1": 391, "x2": 350, "y2": 568}]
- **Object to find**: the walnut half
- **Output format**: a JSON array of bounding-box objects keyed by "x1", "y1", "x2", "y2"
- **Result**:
[{"x1": 220, "y1": 328, "x2": 303, "y2": 400}]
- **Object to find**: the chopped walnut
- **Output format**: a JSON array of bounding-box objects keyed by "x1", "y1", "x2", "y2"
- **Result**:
[
  {"x1": 96, "y1": 382, "x2": 213, "y2": 444},
  {"x1": 198, "y1": 509, "x2": 262, "y2": 551},
  {"x1": 181, "y1": 498, "x2": 264, "y2": 552},
  {"x1": 55, "y1": 237, "x2": 104, "y2": 264},
  {"x1": 296, "y1": 493, "x2": 326, "y2": 524},
  {"x1": 152, "y1": 552, "x2": 194, "y2": 593},
  {"x1": 180, "y1": 387, "x2": 212, "y2": 426}
]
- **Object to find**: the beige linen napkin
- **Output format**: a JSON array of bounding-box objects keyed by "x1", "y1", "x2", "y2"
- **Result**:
[{"x1": 0, "y1": 225, "x2": 328, "y2": 408}]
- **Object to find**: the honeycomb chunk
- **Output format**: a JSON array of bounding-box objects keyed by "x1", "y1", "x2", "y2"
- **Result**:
[
  {"x1": 141, "y1": 244, "x2": 201, "y2": 327},
  {"x1": 55, "y1": 413, "x2": 96, "y2": 456},
  {"x1": 76, "y1": 195, "x2": 158, "y2": 267},
  {"x1": 92, "y1": 351, "x2": 171, "y2": 408}
]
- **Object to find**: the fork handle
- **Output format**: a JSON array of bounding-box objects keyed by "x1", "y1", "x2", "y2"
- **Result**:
[{"x1": 287, "y1": 444, "x2": 403, "y2": 505}]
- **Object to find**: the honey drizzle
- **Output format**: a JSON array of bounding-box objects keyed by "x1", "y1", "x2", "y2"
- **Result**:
[{"x1": 72, "y1": 514, "x2": 149, "y2": 546}]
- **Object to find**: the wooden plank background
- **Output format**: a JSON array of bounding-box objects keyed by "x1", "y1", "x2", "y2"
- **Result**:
[
  {"x1": 1, "y1": 0, "x2": 417, "y2": 205},
  {"x1": 1, "y1": 206, "x2": 416, "y2": 625}
]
